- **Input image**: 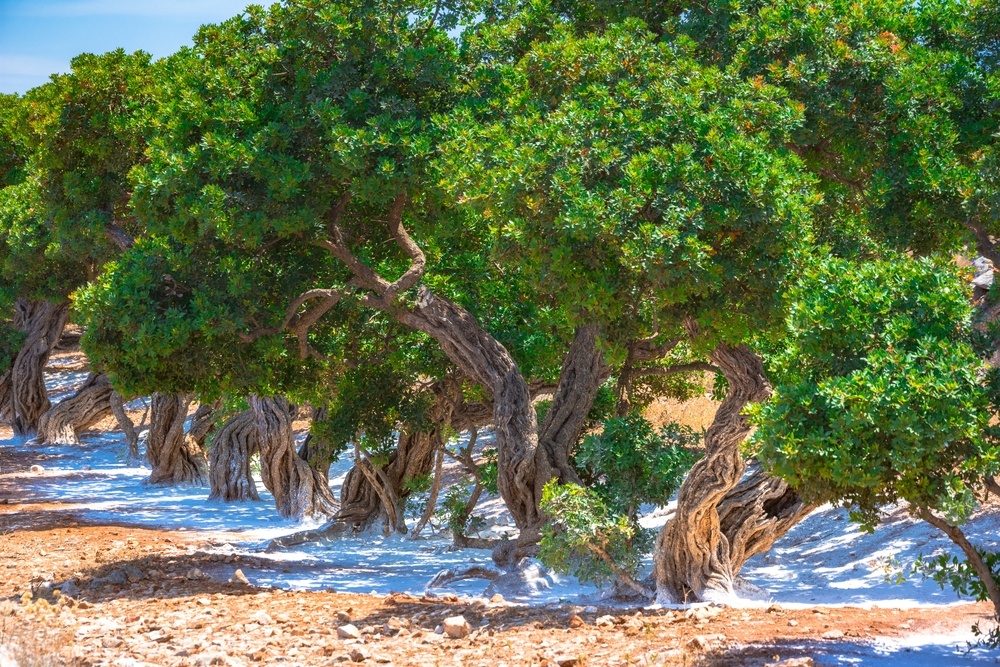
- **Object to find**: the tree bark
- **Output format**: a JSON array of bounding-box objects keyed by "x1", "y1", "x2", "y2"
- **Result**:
[
  {"x1": 146, "y1": 393, "x2": 207, "y2": 486},
  {"x1": 251, "y1": 395, "x2": 338, "y2": 521},
  {"x1": 109, "y1": 392, "x2": 144, "y2": 462},
  {"x1": 10, "y1": 299, "x2": 69, "y2": 436},
  {"x1": 0, "y1": 371, "x2": 12, "y2": 424},
  {"x1": 33, "y1": 373, "x2": 114, "y2": 445},
  {"x1": 716, "y1": 464, "x2": 811, "y2": 574},
  {"x1": 187, "y1": 401, "x2": 219, "y2": 451},
  {"x1": 653, "y1": 334, "x2": 772, "y2": 603},
  {"x1": 337, "y1": 428, "x2": 440, "y2": 533},
  {"x1": 392, "y1": 288, "x2": 543, "y2": 536},
  {"x1": 208, "y1": 408, "x2": 260, "y2": 502}
]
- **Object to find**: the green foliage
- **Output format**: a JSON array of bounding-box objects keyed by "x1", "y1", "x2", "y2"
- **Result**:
[
  {"x1": 438, "y1": 478, "x2": 487, "y2": 535},
  {"x1": 753, "y1": 256, "x2": 1000, "y2": 530},
  {"x1": 575, "y1": 414, "x2": 700, "y2": 519},
  {"x1": 477, "y1": 447, "x2": 499, "y2": 496},
  {"x1": 539, "y1": 481, "x2": 647, "y2": 587},
  {"x1": 541, "y1": 414, "x2": 697, "y2": 587},
  {"x1": 443, "y1": 18, "x2": 818, "y2": 350},
  {"x1": 915, "y1": 551, "x2": 1000, "y2": 648}
]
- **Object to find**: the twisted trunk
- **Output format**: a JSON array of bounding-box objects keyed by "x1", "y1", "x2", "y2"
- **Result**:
[
  {"x1": 251, "y1": 395, "x2": 337, "y2": 520},
  {"x1": 715, "y1": 464, "x2": 811, "y2": 574},
  {"x1": 146, "y1": 393, "x2": 207, "y2": 486},
  {"x1": 515, "y1": 325, "x2": 611, "y2": 548},
  {"x1": 109, "y1": 392, "x2": 144, "y2": 462},
  {"x1": 208, "y1": 408, "x2": 260, "y2": 502},
  {"x1": 337, "y1": 428, "x2": 441, "y2": 533},
  {"x1": 34, "y1": 373, "x2": 113, "y2": 445},
  {"x1": 10, "y1": 299, "x2": 69, "y2": 436},
  {"x1": 394, "y1": 288, "x2": 542, "y2": 535},
  {"x1": 187, "y1": 401, "x2": 218, "y2": 451},
  {"x1": 0, "y1": 371, "x2": 12, "y2": 423},
  {"x1": 653, "y1": 337, "x2": 771, "y2": 603}
]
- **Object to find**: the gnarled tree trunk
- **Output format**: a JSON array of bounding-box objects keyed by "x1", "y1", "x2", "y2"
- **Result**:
[
  {"x1": 338, "y1": 429, "x2": 441, "y2": 534},
  {"x1": 187, "y1": 401, "x2": 219, "y2": 452},
  {"x1": 146, "y1": 393, "x2": 207, "y2": 486},
  {"x1": 395, "y1": 289, "x2": 543, "y2": 535},
  {"x1": 34, "y1": 373, "x2": 114, "y2": 445},
  {"x1": 208, "y1": 408, "x2": 260, "y2": 502},
  {"x1": 110, "y1": 392, "x2": 145, "y2": 462},
  {"x1": 653, "y1": 336, "x2": 773, "y2": 604},
  {"x1": 10, "y1": 299, "x2": 69, "y2": 436},
  {"x1": 716, "y1": 464, "x2": 811, "y2": 575},
  {"x1": 251, "y1": 395, "x2": 337, "y2": 521},
  {"x1": 0, "y1": 371, "x2": 12, "y2": 423}
]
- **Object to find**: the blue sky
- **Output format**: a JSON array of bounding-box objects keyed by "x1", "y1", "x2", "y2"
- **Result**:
[{"x1": 0, "y1": 0, "x2": 254, "y2": 94}]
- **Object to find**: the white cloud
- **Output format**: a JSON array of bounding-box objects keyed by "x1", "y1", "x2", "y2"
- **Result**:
[{"x1": 18, "y1": 0, "x2": 254, "y2": 19}]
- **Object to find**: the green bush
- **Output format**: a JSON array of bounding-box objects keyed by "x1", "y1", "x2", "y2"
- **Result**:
[{"x1": 540, "y1": 414, "x2": 699, "y2": 589}]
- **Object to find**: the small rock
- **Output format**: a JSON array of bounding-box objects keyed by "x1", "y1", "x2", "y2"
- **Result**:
[
  {"x1": 124, "y1": 565, "x2": 146, "y2": 582},
  {"x1": 595, "y1": 615, "x2": 615, "y2": 627},
  {"x1": 766, "y1": 603, "x2": 783, "y2": 613},
  {"x1": 230, "y1": 569, "x2": 250, "y2": 585},
  {"x1": 57, "y1": 579, "x2": 80, "y2": 598},
  {"x1": 821, "y1": 630, "x2": 845, "y2": 639},
  {"x1": 29, "y1": 464, "x2": 44, "y2": 474},
  {"x1": 105, "y1": 569, "x2": 128, "y2": 585},
  {"x1": 554, "y1": 656, "x2": 579, "y2": 667},
  {"x1": 766, "y1": 659, "x2": 814, "y2": 667},
  {"x1": 337, "y1": 624, "x2": 361, "y2": 640},
  {"x1": 348, "y1": 647, "x2": 369, "y2": 662},
  {"x1": 787, "y1": 620, "x2": 798, "y2": 627},
  {"x1": 372, "y1": 655, "x2": 392, "y2": 664},
  {"x1": 489, "y1": 593, "x2": 505, "y2": 604},
  {"x1": 442, "y1": 616, "x2": 471, "y2": 639},
  {"x1": 337, "y1": 610, "x2": 352, "y2": 622},
  {"x1": 568, "y1": 613, "x2": 585, "y2": 628}
]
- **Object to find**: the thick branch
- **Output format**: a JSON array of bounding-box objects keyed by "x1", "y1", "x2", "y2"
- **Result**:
[
  {"x1": 965, "y1": 220, "x2": 1000, "y2": 270},
  {"x1": 105, "y1": 221, "x2": 135, "y2": 251},
  {"x1": 918, "y1": 507, "x2": 1000, "y2": 617}
]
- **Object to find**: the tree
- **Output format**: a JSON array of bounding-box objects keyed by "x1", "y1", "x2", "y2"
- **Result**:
[
  {"x1": 79, "y1": 0, "x2": 609, "y2": 540},
  {"x1": 0, "y1": 49, "x2": 154, "y2": 437},
  {"x1": 753, "y1": 256, "x2": 1000, "y2": 617},
  {"x1": 442, "y1": 18, "x2": 816, "y2": 598}
]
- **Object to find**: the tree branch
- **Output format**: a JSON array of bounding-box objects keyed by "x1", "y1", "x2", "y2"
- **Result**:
[
  {"x1": 105, "y1": 221, "x2": 135, "y2": 251},
  {"x1": 632, "y1": 361, "x2": 721, "y2": 377}
]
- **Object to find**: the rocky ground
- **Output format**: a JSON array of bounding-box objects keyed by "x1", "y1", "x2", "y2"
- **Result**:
[
  {"x1": 0, "y1": 477, "x2": 992, "y2": 667},
  {"x1": 0, "y1": 354, "x2": 995, "y2": 667}
]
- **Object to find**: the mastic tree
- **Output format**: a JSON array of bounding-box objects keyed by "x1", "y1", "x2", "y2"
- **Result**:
[
  {"x1": 79, "y1": 0, "x2": 619, "y2": 542},
  {"x1": 753, "y1": 256, "x2": 1000, "y2": 617},
  {"x1": 441, "y1": 18, "x2": 818, "y2": 599},
  {"x1": 0, "y1": 49, "x2": 154, "y2": 437}
]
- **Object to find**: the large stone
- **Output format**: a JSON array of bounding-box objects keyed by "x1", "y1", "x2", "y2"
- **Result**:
[
  {"x1": 442, "y1": 616, "x2": 471, "y2": 639},
  {"x1": 337, "y1": 624, "x2": 361, "y2": 640}
]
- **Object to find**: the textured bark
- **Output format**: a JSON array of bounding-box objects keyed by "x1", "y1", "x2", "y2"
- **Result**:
[
  {"x1": 34, "y1": 373, "x2": 113, "y2": 445},
  {"x1": 716, "y1": 465, "x2": 811, "y2": 573},
  {"x1": 10, "y1": 299, "x2": 69, "y2": 436},
  {"x1": 393, "y1": 288, "x2": 543, "y2": 534},
  {"x1": 109, "y1": 392, "x2": 144, "y2": 462},
  {"x1": 0, "y1": 371, "x2": 12, "y2": 424},
  {"x1": 146, "y1": 393, "x2": 207, "y2": 486},
  {"x1": 208, "y1": 408, "x2": 260, "y2": 502},
  {"x1": 337, "y1": 429, "x2": 440, "y2": 533},
  {"x1": 187, "y1": 401, "x2": 219, "y2": 451},
  {"x1": 653, "y1": 335, "x2": 772, "y2": 603},
  {"x1": 409, "y1": 446, "x2": 444, "y2": 539},
  {"x1": 252, "y1": 395, "x2": 338, "y2": 521}
]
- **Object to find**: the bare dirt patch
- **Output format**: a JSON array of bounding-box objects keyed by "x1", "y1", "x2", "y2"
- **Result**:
[{"x1": 0, "y1": 509, "x2": 993, "y2": 667}]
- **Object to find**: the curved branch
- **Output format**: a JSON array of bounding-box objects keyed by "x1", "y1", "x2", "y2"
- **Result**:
[
  {"x1": 238, "y1": 288, "x2": 344, "y2": 345},
  {"x1": 383, "y1": 194, "x2": 426, "y2": 303}
]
